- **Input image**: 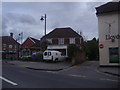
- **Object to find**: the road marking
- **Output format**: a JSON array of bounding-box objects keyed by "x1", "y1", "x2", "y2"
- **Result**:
[
  {"x1": 100, "y1": 78, "x2": 119, "y2": 82},
  {"x1": 0, "y1": 76, "x2": 18, "y2": 85},
  {"x1": 69, "y1": 74, "x2": 87, "y2": 78},
  {"x1": 45, "y1": 71, "x2": 57, "y2": 74}
]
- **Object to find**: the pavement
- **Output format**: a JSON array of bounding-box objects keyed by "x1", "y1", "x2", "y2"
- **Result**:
[
  {"x1": 98, "y1": 66, "x2": 120, "y2": 77},
  {"x1": 5, "y1": 60, "x2": 73, "y2": 71},
  {"x1": 4, "y1": 60, "x2": 120, "y2": 77}
]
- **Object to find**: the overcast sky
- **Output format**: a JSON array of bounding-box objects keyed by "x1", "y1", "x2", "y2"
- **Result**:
[{"x1": 2, "y1": 1, "x2": 112, "y2": 42}]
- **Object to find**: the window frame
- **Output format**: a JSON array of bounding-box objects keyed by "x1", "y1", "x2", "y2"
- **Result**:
[
  {"x1": 58, "y1": 38, "x2": 64, "y2": 45},
  {"x1": 69, "y1": 38, "x2": 75, "y2": 44}
]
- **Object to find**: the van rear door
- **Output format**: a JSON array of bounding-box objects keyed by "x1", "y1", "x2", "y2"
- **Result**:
[{"x1": 43, "y1": 51, "x2": 52, "y2": 60}]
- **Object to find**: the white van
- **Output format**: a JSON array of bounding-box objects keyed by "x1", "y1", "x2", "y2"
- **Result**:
[{"x1": 43, "y1": 50, "x2": 64, "y2": 61}]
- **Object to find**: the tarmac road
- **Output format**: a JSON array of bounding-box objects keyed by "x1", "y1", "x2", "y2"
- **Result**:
[{"x1": 2, "y1": 61, "x2": 119, "y2": 88}]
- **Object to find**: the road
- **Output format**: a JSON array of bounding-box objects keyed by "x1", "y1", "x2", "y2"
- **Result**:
[{"x1": 2, "y1": 61, "x2": 119, "y2": 88}]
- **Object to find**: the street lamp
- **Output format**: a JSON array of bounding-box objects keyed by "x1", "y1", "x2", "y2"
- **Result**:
[{"x1": 40, "y1": 14, "x2": 47, "y2": 36}]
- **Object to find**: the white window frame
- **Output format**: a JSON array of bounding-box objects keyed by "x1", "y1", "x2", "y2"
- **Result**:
[
  {"x1": 3, "y1": 48, "x2": 6, "y2": 50},
  {"x1": 69, "y1": 38, "x2": 75, "y2": 44},
  {"x1": 58, "y1": 38, "x2": 64, "y2": 45},
  {"x1": 3, "y1": 44, "x2": 6, "y2": 47},
  {"x1": 47, "y1": 39, "x2": 52, "y2": 44}
]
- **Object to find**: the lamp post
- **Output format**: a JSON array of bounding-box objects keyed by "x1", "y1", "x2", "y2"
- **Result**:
[{"x1": 40, "y1": 14, "x2": 47, "y2": 36}]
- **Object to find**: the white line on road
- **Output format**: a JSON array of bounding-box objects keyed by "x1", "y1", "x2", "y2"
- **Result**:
[
  {"x1": 0, "y1": 76, "x2": 18, "y2": 85},
  {"x1": 100, "y1": 78, "x2": 119, "y2": 82},
  {"x1": 69, "y1": 74, "x2": 87, "y2": 78}
]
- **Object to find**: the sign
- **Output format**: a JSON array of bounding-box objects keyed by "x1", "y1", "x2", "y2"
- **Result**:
[
  {"x1": 99, "y1": 44, "x2": 104, "y2": 48},
  {"x1": 106, "y1": 34, "x2": 120, "y2": 40}
]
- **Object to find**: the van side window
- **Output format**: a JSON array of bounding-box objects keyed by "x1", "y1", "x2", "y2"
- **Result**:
[
  {"x1": 48, "y1": 52, "x2": 51, "y2": 56},
  {"x1": 56, "y1": 53, "x2": 58, "y2": 55},
  {"x1": 44, "y1": 52, "x2": 47, "y2": 56}
]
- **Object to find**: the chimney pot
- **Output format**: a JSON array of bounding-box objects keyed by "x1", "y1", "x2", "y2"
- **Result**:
[{"x1": 10, "y1": 33, "x2": 13, "y2": 38}]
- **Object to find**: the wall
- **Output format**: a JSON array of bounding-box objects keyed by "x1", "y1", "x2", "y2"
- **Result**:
[{"x1": 98, "y1": 12, "x2": 119, "y2": 66}]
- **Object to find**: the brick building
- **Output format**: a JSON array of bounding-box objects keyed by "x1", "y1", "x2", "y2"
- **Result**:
[
  {"x1": 0, "y1": 33, "x2": 20, "y2": 60},
  {"x1": 40, "y1": 27, "x2": 83, "y2": 57},
  {"x1": 20, "y1": 37, "x2": 40, "y2": 57}
]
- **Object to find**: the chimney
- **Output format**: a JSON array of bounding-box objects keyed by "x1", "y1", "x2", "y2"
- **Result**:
[{"x1": 10, "y1": 33, "x2": 13, "y2": 38}]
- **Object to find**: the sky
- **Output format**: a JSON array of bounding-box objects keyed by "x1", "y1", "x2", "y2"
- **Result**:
[{"x1": 1, "y1": 0, "x2": 113, "y2": 43}]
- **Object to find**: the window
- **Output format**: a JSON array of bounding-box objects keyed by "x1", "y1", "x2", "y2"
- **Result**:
[
  {"x1": 58, "y1": 38, "x2": 64, "y2": 45},
  {"x1": 48, "y1": 52, "x2": 51, "y2": 56},
  {"x1": 14, "y1": 45, "x2": 17, "y2": 49},
  {"x1": 109, "y1": 47, "x2": 119, "y2": 63},
  {"x1": 47, "y1": 39, "x2": 52, "y2": 44},
  {"x1": 9, "y1": 45, "x2": 12, "y2": 48},
  {"x1": 69, "y1": 38, "x2": 75, "y2": 44},
  {"x1": 3, "y1": 44, "x2": 6, "y2": 47},
  {"x1": 3, "y1": 48, "x2": 6, "y2": 50}
]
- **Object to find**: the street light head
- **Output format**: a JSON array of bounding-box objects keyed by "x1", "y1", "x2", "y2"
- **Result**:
[{"x1": 40, "y1": 16, "x2": 44, "y2": 21}]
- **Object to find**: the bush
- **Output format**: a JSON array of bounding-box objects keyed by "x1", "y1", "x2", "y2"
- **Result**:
[
  {"x1": 67, "y1": 44, "x2": 80, "y2": 60},
  {"x1": 67, "y1": 44, "x2": 86, "y2": 65},
  {"x1": 83, "y1": 39, "x2": 99, "y2": 60}
]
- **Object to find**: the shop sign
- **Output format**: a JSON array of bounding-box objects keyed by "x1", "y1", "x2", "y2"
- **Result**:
[{"x1": 106, "y1": 34, "x2": 120, "y2": 40}]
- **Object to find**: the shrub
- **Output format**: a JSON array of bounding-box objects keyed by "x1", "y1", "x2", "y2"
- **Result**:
[
  {"x1": 67, "y1": 44, "x2": 86, "y2": 65},
  {"x1": 67, "y1": 44, "x2": 80, "y2": 60}
]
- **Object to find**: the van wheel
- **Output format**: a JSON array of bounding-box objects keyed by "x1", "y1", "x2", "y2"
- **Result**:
[{"x1": 55, "y1": 58, "x2": 58, "y2": 62}]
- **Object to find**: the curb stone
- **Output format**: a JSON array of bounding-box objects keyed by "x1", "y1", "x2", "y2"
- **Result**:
[
  {"x1": 6, "y1": 61, "x2": 74, "y2": 71},
  {"x1": 25, "y1": 67, "x2": 63, "y2": 71},
  {"x1": 97, "y1": 66, "x2": 120, "y2": 77},
  {"x1": 25, "y1": 65, "x2": 74, "y2": 71},
  {"x1": 103, "y1": 72, "x2": 120, "y2": 77}
]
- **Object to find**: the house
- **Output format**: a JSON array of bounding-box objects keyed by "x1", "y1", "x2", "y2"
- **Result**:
[
  {"x1": 96, "y1": 1, "x2": 120, "y2": 66},
  {"x1": 20, "y1": 37, "x2": 40, "y2": 57},
  {"x1": 0, "y1": 33, "x2": 20, "y2": 60},
  {"x1": 40, "y1": 27, "x2": 83, "y2": 57}
]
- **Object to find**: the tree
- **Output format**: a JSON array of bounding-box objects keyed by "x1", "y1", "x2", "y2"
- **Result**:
[
  {"x1": 67, "y1": 44, "x2": 86, "y2": 65},
  {"x1": 67, "y1": 44, "x2": 80, "y2": 60},
  {"x1": 83, "y1": 37, "x2": 99, "y2": 60}
]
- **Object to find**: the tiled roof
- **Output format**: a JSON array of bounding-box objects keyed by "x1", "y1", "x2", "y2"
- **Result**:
[
  {"x1": 21, "y1": 37, "x2": 40, "y2": 48},
  {"x1": 29, "y1": 37, "x2": 40, "y2": 44},
  {"x1": 1, "y1": 36, "x2": 20, "y2": 45},
  {"x1": 96, "y1": 2, "x2": 120, "y2": 15},
  {"x1": 29, "y1": 37, "x2": 40, "y2": 47},
  {"x1": 41, "y1": 27, "x2": 82, "y2": 39}
]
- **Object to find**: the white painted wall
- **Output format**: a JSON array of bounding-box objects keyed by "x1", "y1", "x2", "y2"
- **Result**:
[{"x1": 98, "y1": 12, "x2": 119, "y2": 66}]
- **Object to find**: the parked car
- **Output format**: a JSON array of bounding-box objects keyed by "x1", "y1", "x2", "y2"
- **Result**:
[{"x1": 43, "y1": 50, "x2": 65, "y2": 62}]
